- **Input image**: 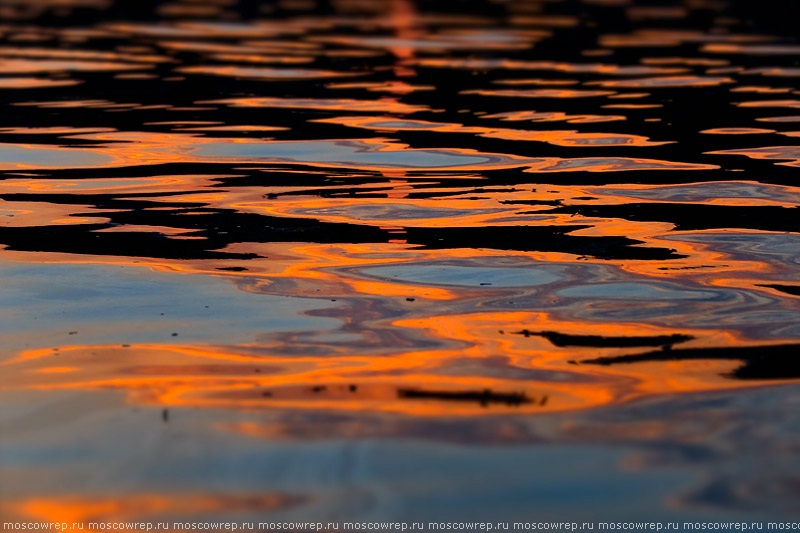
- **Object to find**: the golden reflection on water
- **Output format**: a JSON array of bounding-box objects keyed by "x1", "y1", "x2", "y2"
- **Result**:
[
  {"x1": 0, "y1": 221, "x2": 797, "y2": 419},
  {"x1": 2, "y1": 493, "x2": 304, "y2": 525},
  {"x1": 0, "y1": 130, "x2": 719, "y2": 171},
  {"x1": 1, "y1": 0, "x2": 800, "y2": 520}
]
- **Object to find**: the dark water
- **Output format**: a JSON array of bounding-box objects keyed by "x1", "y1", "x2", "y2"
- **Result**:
[{"x1": 1, "y1": 0, "x2": 800, "y2": 524}]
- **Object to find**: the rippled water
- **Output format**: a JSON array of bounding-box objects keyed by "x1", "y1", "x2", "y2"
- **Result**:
[{"x1": 1, "y1": 0, "x2": 800, "y2": 524}]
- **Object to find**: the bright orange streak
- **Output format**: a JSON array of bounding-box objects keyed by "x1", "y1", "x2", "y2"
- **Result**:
[{"x1": 4, "y1": 493, "x2": 301, "y2": 525}]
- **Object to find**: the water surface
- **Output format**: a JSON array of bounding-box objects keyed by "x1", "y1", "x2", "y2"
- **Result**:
[{"x1": 1, "y1": 0, "x2": 800, "y2": 524}]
